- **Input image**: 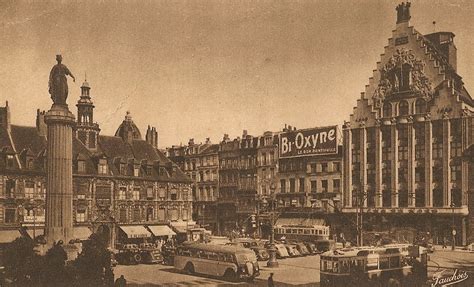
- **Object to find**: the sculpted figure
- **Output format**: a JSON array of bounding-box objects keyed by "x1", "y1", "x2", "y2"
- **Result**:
[{"x1": 49, "y1": 55, "x2": 75, "y2": 105}]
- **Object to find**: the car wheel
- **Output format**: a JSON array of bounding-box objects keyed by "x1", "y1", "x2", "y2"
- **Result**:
[
  {"x1": 133, "y1": 253, "x2": 142, "y2": 264},
  {"x1": 224, "y1": 269, "x2": 237, "y2": 282}
]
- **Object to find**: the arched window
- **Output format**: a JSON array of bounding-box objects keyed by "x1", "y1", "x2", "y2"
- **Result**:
[
  {"x1": 399, "y1": 100, "x2": 409, "y2": 116},
  {"x1": 415, "y1": 99, "x2": 427, "y2": 114},
  {"x1": 383, "y1": 103, "x2": 392, "y2": 118}
]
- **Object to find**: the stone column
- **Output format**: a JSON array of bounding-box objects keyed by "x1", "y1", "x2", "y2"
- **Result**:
[
  {"x1": 375, "y1": 124, "x2": 383, "y2": 207},
  {"x1": 360, "y1": 127, "x2": 368, "y2": 207},
  {"x1": 391, "y1": 118, "x2": 399, "y2": 207},
  {"x1": 44, "y1": 104, "x2": 75, "y2": 246},
  {"x1": 424, "y1": 118, "x2": 433, "y2": 207},
  {"x1": 343, "y1": 125, "x2": 352, "y2": 207},
  {"x1": 442, "y1": 116, "x2": 451, "y2": 207},
  {"x1": 407, "y1": 119, "x2": 416, "y2": 207}
]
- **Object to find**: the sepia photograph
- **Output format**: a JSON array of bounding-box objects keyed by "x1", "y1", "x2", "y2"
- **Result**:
[{"x1": 0, "y1": 0, "x2": 474, "y2": 286}]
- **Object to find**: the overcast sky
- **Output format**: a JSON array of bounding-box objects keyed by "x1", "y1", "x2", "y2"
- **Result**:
[{"x1": 1, "y1": 0, "x2": 474, "y2": 148}]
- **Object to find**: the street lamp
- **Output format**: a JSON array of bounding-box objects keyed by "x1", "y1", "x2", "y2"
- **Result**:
[
  {"x1": 451, "y1": 201, "x2": 456, "y2": 251},
  {"x1": 265, "y1": 183, "x2": 279, "y2": 268}
]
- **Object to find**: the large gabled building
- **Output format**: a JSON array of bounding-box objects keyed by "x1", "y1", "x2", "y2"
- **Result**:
[
  {"x1": 0, "y1": 80, "x2": 193, "y2": 248},
  {"x1": 343, "y1": 2, "x2": 474, "y2": 245}
]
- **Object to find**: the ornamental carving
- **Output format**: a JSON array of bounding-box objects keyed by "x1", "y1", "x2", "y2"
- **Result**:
[{"x1": 373, "y1": 49, "x2": 433, "y2": 107}]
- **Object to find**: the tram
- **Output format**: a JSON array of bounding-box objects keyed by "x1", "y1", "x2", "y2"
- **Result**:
[{"x1": 320, "y1": 244, "x2": 428, "y2": 287}]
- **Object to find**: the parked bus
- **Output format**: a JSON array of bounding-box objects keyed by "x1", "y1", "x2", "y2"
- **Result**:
[
  {"x1": 320, "y1": 245, "x2": 428, "y2": 287},
  {"x1": 174, "y1": 243, "x2": 260, "y2": 282}
]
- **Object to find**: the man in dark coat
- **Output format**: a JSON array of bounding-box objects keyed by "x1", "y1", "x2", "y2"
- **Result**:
[{"x1": 268, "y1": 272, "x2": 274, "y2": 287}]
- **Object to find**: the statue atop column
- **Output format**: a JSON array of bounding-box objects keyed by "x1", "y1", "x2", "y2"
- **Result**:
[
  {"x1": 396, "y1": 2, "x2": 411, "y2": 24},
  {"x1": 48, "y1": 55, "x2": 76, "y2": 106}
]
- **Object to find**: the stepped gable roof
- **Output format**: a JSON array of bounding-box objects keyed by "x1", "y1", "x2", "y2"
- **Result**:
[{"x1": 10, "y1": 125, "x2": 46, "y2": 155}]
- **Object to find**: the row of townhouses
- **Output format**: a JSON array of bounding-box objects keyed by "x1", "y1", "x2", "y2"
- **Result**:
[{"x1": 166, "y1": 4, "x2": 474, "y2": 246}]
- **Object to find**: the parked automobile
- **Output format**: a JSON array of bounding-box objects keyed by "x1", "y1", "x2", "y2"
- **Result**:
[
  {"x1": 139, "y1": 243, "x2": 163, "y2": 264},
  {"x1": 294, "y1": 242, "x2": 310, "y2": 256},
  {"x1": 252, "y1": 247, "x2": 270, "y2": 261},
  {"x1": 284, "y1": 244, "x2": 301, "y2": 257},
  {"x1": 304, "y1": 242, "x2": 319, "y2": 254},
  {"x1": 267, "y1": 243, "x2": 290, "y2": 259},
  {"x1": 115, "y1": 244, "x2": 141, "y2": 265}
]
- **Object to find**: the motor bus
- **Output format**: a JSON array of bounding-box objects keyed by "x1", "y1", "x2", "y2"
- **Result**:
[
  {"x1": 320, "y1": 245, "x2": 428, "y2": 287},
  {"x1": 174, "y1": 242, "x2": 260, "y2": 282}
]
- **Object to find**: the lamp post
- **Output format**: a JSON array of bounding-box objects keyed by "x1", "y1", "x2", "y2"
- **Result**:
[
  {"x1": 451, "y1": 201, "x2": 456, "y2": 251},
  {"x1": 265, "y1": 183, "x2": 279, "y2": 268}
]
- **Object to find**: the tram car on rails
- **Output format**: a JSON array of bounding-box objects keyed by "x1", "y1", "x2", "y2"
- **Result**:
[
  {"x1": 274, "y1": 224, "x2": 335, "y2": 252},
  {"x1": 320, "y1": 244, "x2": 428, "y2": 287}
]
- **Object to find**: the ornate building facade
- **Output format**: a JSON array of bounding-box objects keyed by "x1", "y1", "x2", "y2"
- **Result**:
[
  {"x1": 0, "y1": 80, "x2": 192, "y2": 247},
  {"x1": 166, "y1": 139, "x2": 219, "y2": 233},
  {"x1": 342, "y1": 3, "x2": 474, "y2": 245}
]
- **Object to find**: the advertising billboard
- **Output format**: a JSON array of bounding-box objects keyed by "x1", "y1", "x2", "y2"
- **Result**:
[{"x1": 279, "y1": 126, "x2": 337, "y2": 158}]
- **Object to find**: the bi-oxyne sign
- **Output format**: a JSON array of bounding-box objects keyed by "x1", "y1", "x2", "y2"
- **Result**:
[{"x1": 279, "y1": 126, "x2": 337, "y2": 158}]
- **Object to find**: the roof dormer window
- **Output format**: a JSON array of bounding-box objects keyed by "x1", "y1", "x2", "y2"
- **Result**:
[
  {"x1": 98, "y1": 158, "x2": 108, "y2": 175},
  {"x1": 6, "y1": 154, "x2": 14, "y2": 169},
  {"x1": 77, "y1": 160, "x2": 86, "y2": 173}
]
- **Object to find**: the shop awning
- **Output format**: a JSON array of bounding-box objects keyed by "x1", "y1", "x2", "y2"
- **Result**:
[
  {"x1": 119, "y1": 226, "x2": 151, "y2": 238},
  {"x1": 147, "y1": 225, "x2": 176, "y2": 237},
  {"x1": 0, "y1": 230, "x2": 22, "y2": 243},
  {"x1": 74, "y1": 227, "x2": 92, "y2": 240},
  {"x1": 170, "y1": 221, "x2": 197, "y2": 234},
  {"x1": 275, "y1": 217, "x2": 326, "y2": 228},
  {"x1": 25, "y1": 228, "x2": 44, "y2": 239}
]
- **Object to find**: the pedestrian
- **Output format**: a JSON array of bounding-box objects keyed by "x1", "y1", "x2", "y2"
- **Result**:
[
  {"x1": 114, "y1": 275, "x2": 126, "y2": 287},
  {"x1": 268, "y1": 272, "x2": 274, "y2": 287}
]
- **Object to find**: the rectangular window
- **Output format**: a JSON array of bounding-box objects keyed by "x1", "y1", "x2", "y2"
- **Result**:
[
  {"x1": 76, "y1": 210, "x2": 86, "y2": 222},
  {"x1": 299, "y1": 178, "x2": 305, "y2": 193},
  {"x1": 147, "y1": 187, "x2": 154, "y2": 199},
  {"x1": 171, "y1": 191, "x2": 177, "y2": 200},
  {"x1": 5, "y1": 208, "x2": 15, "y2": 223},
  {"x1": 310, "y1": 164, "x2": 316, "y2": 173},
  {"x1": 451, "y1": 165, "x2": 462, "y2": 182},
  {"x1": 159, "y1": 188, "x2": 166, "y2": 199},
  {"x1": 311, "y1": 180, "x2": 317, "y2": 193},
  {"x1": 78, "y1": 160, "x2": 86, "y2": 173},
  {"x1": 98, "y1": 159, "x2": 108, "y2": 175},
  {"x1": 333, "y1": 162, "x2": 340, "y2": 172},
  {"x1": 333, "y1": 179, "x2": 340, "y2": 192},
  {"x1": 321, "y1": 163, "x2": 328, "y2": 172},
  {"x1": 6, "y1": 180, "x2": 15, "y2": 198},
  {"x1": 133, "y1": 166, "x2": 140, "y2": 177},
  {"x1": 25, "y1": 182, "x2": 35, "y2": 198},
  {"x1": 119, "y1": 209, "x2": 127, "y2": 222},
  {"x1": 132, "y1": 188, "x2": 140, "y2": 200},
  {"x1": 133, "y1": 209, "x2": 141, "y2": 222},
  {"x1": 321, "y1": 180, "x2": 328, "y2": 193},
  {"x1": 289, "y1": 179, "x2": 295, "y2": 193},
  {"x1": 118, "y1": 187, "x2": 126, "y2": 200},
  {"x1": 6, "y1": 155, "x2": 14, "y2": 169},
  {"x1": 96, "y1": 185, "x2": 111, "y2": 200},
  {"x1": 280, "y1": 179, "x2": 286, "y2": 193}
]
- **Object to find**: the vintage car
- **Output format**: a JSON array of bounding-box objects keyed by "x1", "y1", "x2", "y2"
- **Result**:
[
  {"x1": 294, "y1": 242, "x2": 310, "y2": 256},
  {"x1": 284, "y1": 243, "x2": 301, "y2": 257},
  {"x1": 226, "y1": 241, "x2": 269, "y2": 261},
  {"x1": 304, "y1": 242, "x2": 319, "y2": 254},
  {"x1": 139, "y1": 243, "x2": 163, "y2": 264},
  {"x1": 115, "y1": 244, "x2": 141, "y2": 265}
]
